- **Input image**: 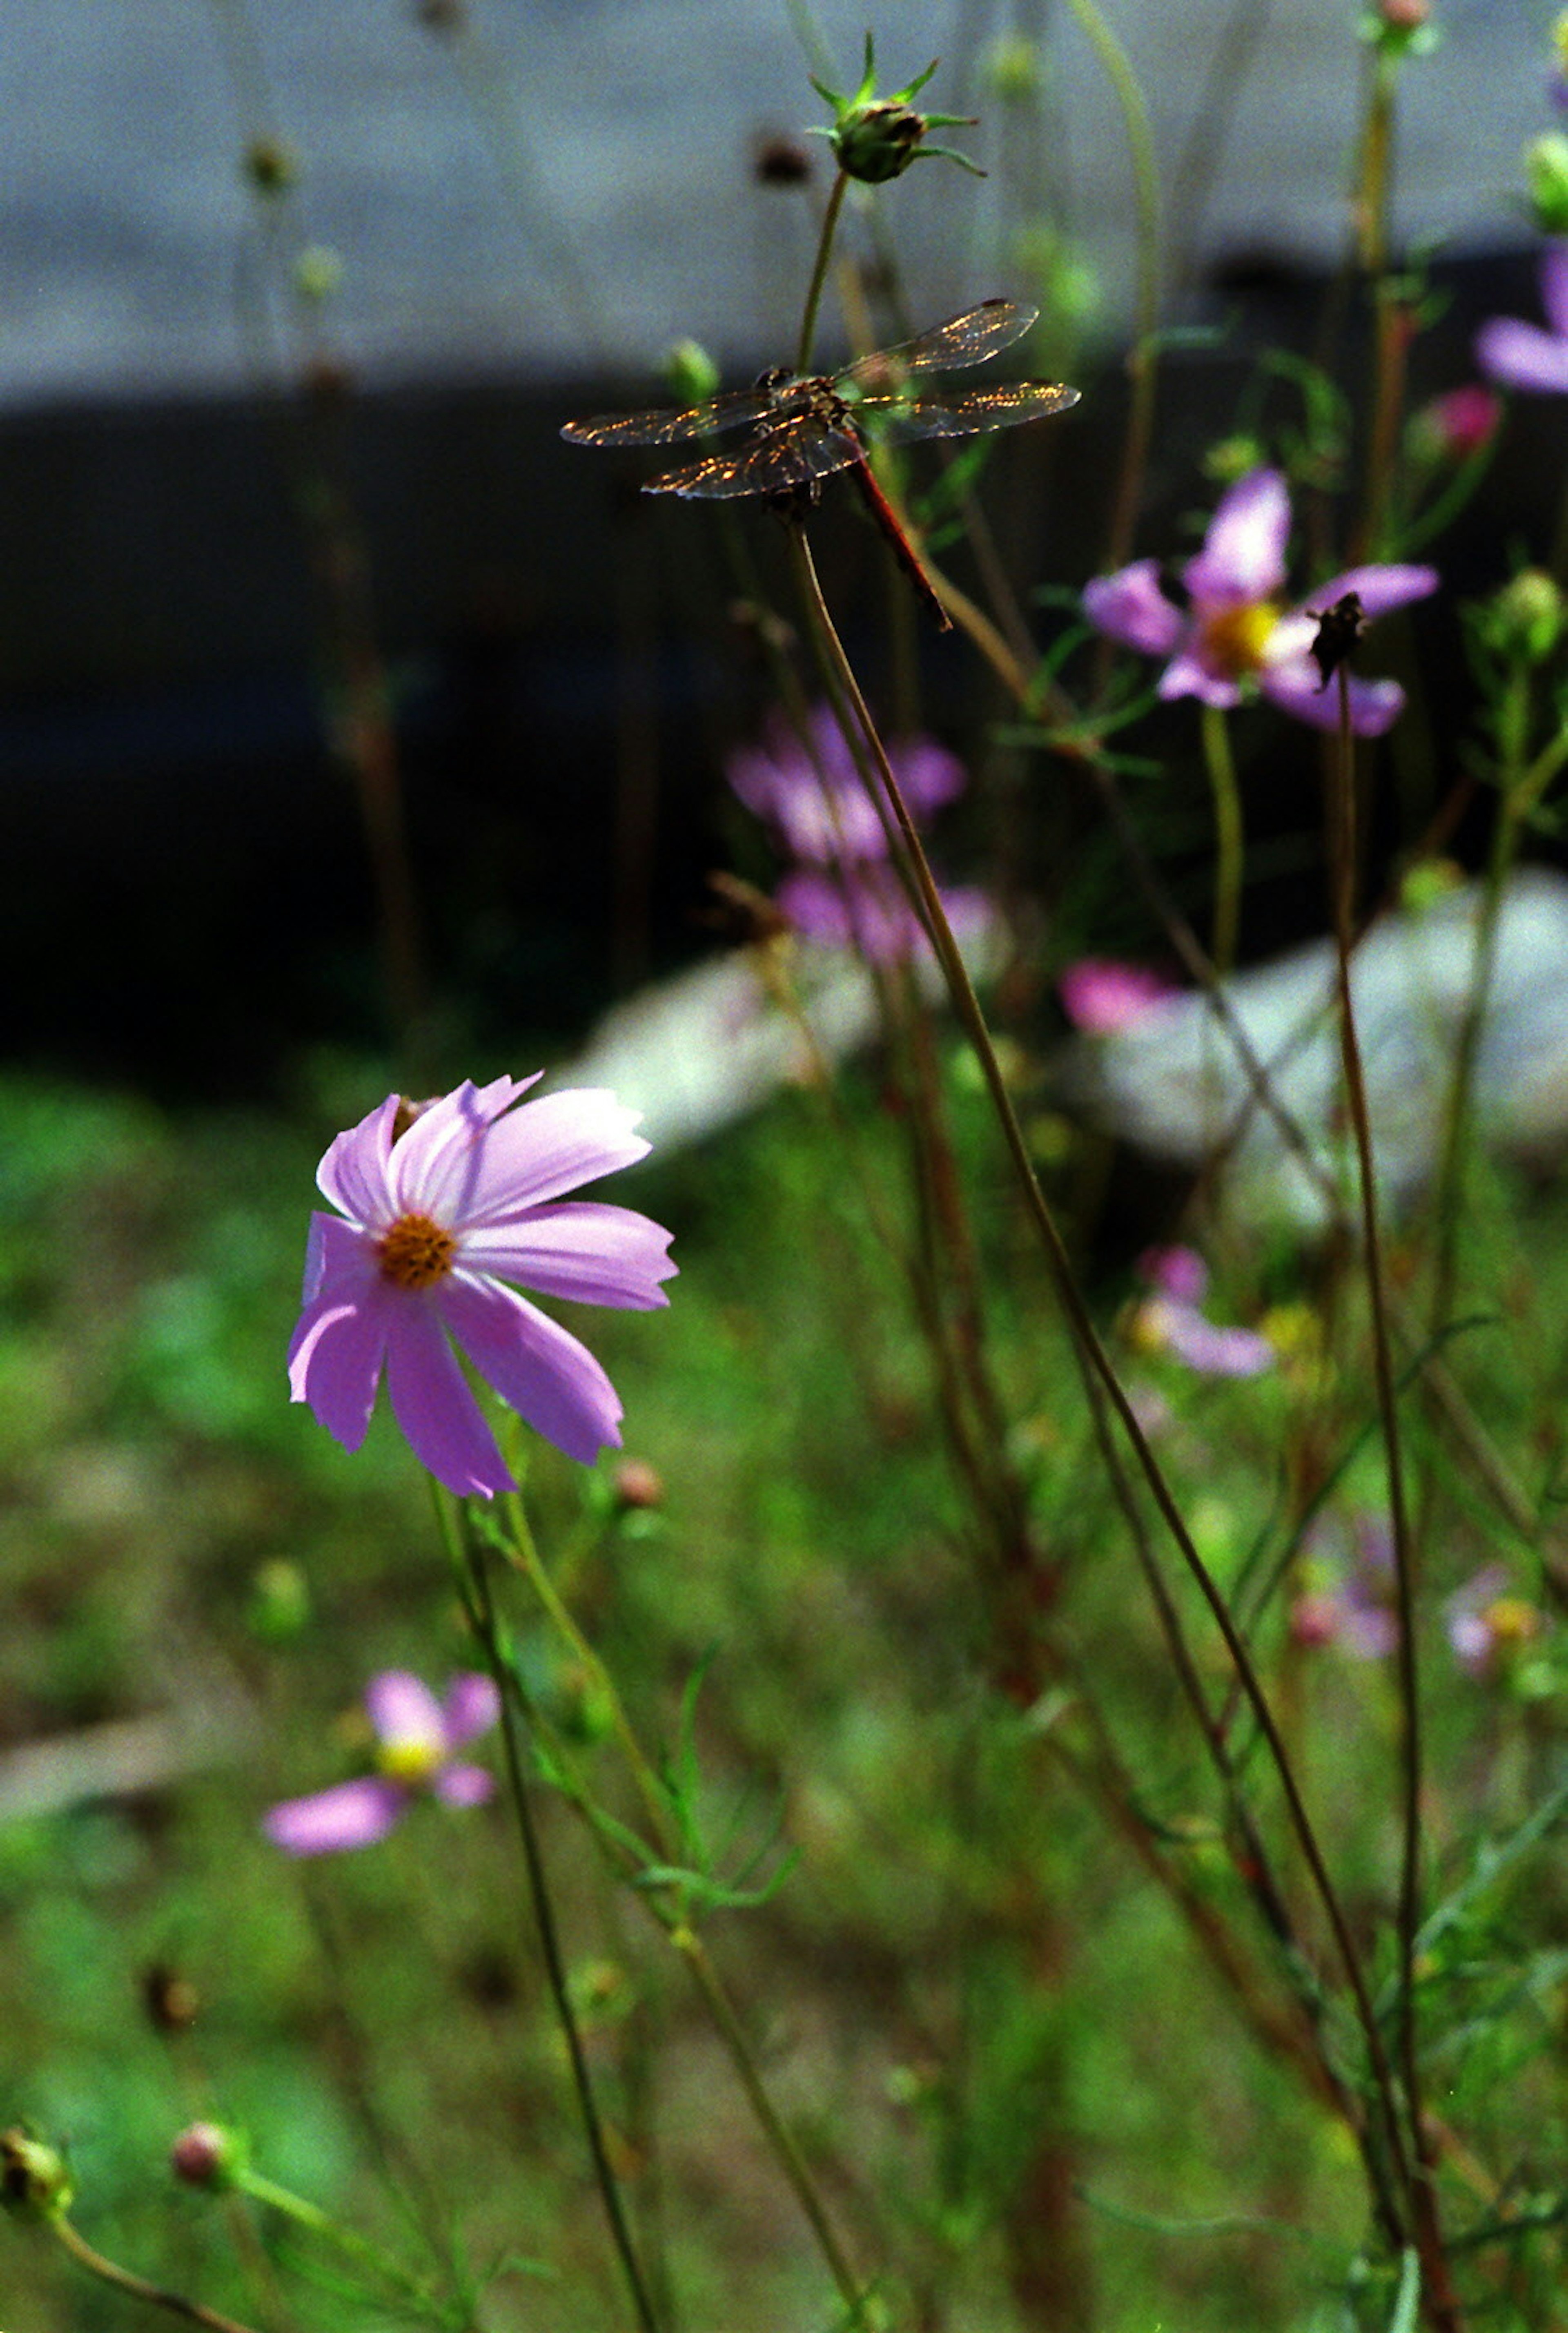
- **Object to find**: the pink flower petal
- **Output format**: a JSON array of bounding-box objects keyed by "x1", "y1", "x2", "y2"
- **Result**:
[
  {"x1": 432, "y1": 1762, "x2": 494, "y2": 1808},
  {"x1": 390, "y1": 1077, "x2": 540, "y2": 1224},
  {"x1": 1139, "y1": 1245, "x2": 1208, "y2": 1303},
  {"x1": 1059, "y1": 959, "x2": 1176, "y2": 1034},
  {"x1": 1157, "y1": 649, "x2": 1242, "y2": 708},
  {"x1": 1157, "y1": 1303, "x2": 1275, "y2": 1378},
  {"x1": 1185, "y1": 468, "x2": 1290, "y2": 606},
  {"x1": 437, "y1": 1273, "x2": 624, "y2": 1466},
  {"x1": 1297, "y1": 563, "x2": 1439, "y2": 621},
  {"x1": 1082, "y1": 560, "x2": 1186, "y2": 657},
  {"x1": 287, "y1": 1227, "x2": 397, "y2": 1452},
  {"x1": 1476, "y1": 315, "x2": 1568, "y2": 393},
  {"x1": 442, "y1": 1672, "x2": 501, "y2": 1749},
  {"x1": 462, "y1": 1202, "x2": 677, "y2": 1309},
  {"x1": 365, "y1": 1670, "x2": 446, "y2": 1752},
  {"x1": 263, "y1": 1778, "x2": 406, "y2": 1856},
  {"x1": 1540, "y1": 239, "x2": 1568, "y2": 340},
  {"x1": 458, "y1": 1090, "x2": 651, "y2": 1221},
  {"x1": 316, "y1": 1096, "x2": 401, "y2": 1227},
  {"x1": 894, "y1": 737, "x2": 968, "y2": 820},
  {"x1": 383, "y1": 1300, "x2": 519, "y2": 1497},
  {"x1": 1260, "y1": 663, "x2": 1405, "y2": 736}
]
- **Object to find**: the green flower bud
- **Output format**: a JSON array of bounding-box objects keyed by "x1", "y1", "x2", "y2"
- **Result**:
[
  {"x1": 809, "y1": 36, "x2": 981, "y2": 185},
  {"x1": 294, "y1": 245, "x2": 343, "y2": 305},
  {"x1": 1526, "y1": 132, "x2": 1568, "y2": 236},
  {"x1": 1, "y1": 2130, "x2": 73, "y2": 2219},
  {"x1": 662, "y1": 338, "x2": 719, "y2": 406},
  {"x1": 245, "y1": 1558, "x2": 311, "y2": 1644},
  {"x1": 1486, "y1": 567, "x2": 1566, "y2": 665}
]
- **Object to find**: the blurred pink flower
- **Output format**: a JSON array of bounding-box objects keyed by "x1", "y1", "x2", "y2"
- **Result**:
[
  {"x1": 1082, "y1": 467, "x2": 1437, "y2": 736},
  {"x1": 288, "y1": 1076, "x2": 676, "y2": 1496},
  {"x1": 1058, "y1": 958, "x2": 1178, "y2": 1034},
  {"x1": 727, "y1": 704, "x2": 987, "y2": 964},
  {"x1": 1408, "y1": 384, "x2": 1501, "y2": 463},
  {"x1": 1290, "y1": 1516, "x2": 1399, "y2": 1659},
  {"x1": 1131, "y1": 1245, "x2": 1275, "y2": 1378},
  {"x1": 263, "y1": 1670, "x2": 500, "y2": 1855},
  {"x1": 1477, "y1": 243, "x2": 1568, "y2": 394}
]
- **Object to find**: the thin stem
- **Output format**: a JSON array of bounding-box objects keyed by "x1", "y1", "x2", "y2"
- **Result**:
[
  {"x1": 232, "y1": 2169, "x2": 437, "y2": 2311},
  {"x1": 50, "y1": 2217, "x2": 261, "y2": 2333},
  {"x1": 787, "y1": 519, "x2": 1417, "y2": 2228},
  {"x1": 797, "y1": 168, "x2": 851, "y2": 375},
  {"x1": 1328, "y1": 675, "x2": 1462, "y2": 2333},
  {"x1": 1058, "y1": 0, "x2": 1161, "y2": 575},
  {"x1": 457, "y1": 1521, "x2": 662, "y2": 2333},
  {"x1": 1200, "y1": 701, "x2": 1245, "y2": 975},
  {"x1": 488, "y1": 1493, "x2": 871, "y2": 2323}
]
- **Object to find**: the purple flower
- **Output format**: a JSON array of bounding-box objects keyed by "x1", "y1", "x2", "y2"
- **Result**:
[
  {"x1": 726, "y1": 705, "x2": 988, "y2": 964},
  {"x1": 288, "y1": 1076, "x2": 677, "y2": 1497},
  {"x1": 263, "y1": 1670, "x2": 501, "y2": 1855},
  {"x1": 1476, "y1": 242, "x2": 1568, "y2": 395},
  {"x1": 1082, "y1": 467, "x2": 1438, "y2": 736},
  {"x1": 1130, "y1": 1245, "x2": 1275, "y2": 1378}
]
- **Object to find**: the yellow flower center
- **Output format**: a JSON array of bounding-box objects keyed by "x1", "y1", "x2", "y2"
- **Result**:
[
  {"x1": 1200, "y1": 600, "x2": 1279, "y2": 677},
  {"x1": 1481, "y1": 1596, "x2": 1539, "y2": 1647},
  {"x1": 376, "y1": 1212, "x2": 457, "y2": 1289},
  {"x1": 376, "y1": 1734, "x2": 443, "y2": 1786}
]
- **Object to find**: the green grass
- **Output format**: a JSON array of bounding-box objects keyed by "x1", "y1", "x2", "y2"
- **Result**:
[{"x1": 2, "y1": 1061, "x2": 1565, "y2": 2331}]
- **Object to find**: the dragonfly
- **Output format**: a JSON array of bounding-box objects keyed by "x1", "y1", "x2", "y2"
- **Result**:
[{"x1": 561, "y1": 299, "x2": 1079, "y2": 628}]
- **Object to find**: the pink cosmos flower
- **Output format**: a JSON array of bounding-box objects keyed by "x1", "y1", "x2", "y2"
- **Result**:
[
  {"x1": 264, "y1": 1669, "x2": 499, "y2": 1855},
  {"x1": 726, "y1": 705, "x2": 989, "y2": 964},
  {"x1": 1476, "y1": 241, "x2": 1568, "y2": 394},
  {"x1": 1444, "y1": 1566, "x2": 1545, "y2": 1679},
  {"x1": 1058, "y1": 957, "x2": 1178, "y2": 1035},
  {"x1": 288, "y1": 1076, "x2": 677, "y2": 1497},
  {"x1": 1131, "y1": 1244, "x2": 1275, "y2": 1378},
  {"x1": 1407, "y1": 384, "x2": 1501, "y2": 464},
  {"x1": 1082, "y1": 467, "x2": 1438, "y2": 736}
]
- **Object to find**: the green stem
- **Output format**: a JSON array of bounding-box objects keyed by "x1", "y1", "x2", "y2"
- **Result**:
[
  {"x1": 1200, "y1": 700, "x2": 1245, "y2": 975},
  {"x1": 787, "y1": 518, "x2": 1417, "y2": 2229},
  {"x1": 491, "y1": 1499, "x2": 871, "y2": 2323},
  {"x1": 50, "y1": 2217, "x2": 261, "y2": 2333},
  {"x1": 231, "y1": 2169, "x2": 435, "y2": 2310},
  {"x1": 1328, "y1": 676, "x2": 1461, "y2": 2333},
  {"x1": 797, "y1": 168, "x2": 851, "y2": 374},
  {"x1": 1059, "y1": 0, "x2": 1161, "y2": 575},
  {"x1": 454, "y1": 1514, "x2": 662, "y2": 2333}
]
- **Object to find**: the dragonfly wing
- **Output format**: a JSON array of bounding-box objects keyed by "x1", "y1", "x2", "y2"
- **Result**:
[
  {"x1": 561, "y1": 385, "x2": 775, "y2": 448},
  {"x1": 843, "y1": 299, "x2": 1041, "y2": 387},
  {"x1": 865, "y1": 381, "x2": 1081, "y2": 442},
  {"x1": 647, "y1": 426, "x2": 862, "y2": 500}
]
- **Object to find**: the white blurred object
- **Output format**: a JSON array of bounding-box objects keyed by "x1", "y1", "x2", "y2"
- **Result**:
[
  {"x1": 1074, "y1": 870, "x2": 1568, "y2": 1227},
  {"x1": 567, "y1": 917, "x2": 1002, "y2": 1154}
]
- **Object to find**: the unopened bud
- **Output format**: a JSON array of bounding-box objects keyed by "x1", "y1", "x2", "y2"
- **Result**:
[
  {"x1": 243, "y1": 137, "x2": 297, "y2": 197},
  {"x1": 170, "y1": 2122, "x2": 243, "y2": 2189},
  {"x1": 143, "y1": 1963, "x2": 200, "y2": 2034},
  {"x1": 1526, "y1": 133, "x2": 1568, "y2": 236},
  {"x1": 1486, "y1": 567, "x2": 1566, "y2": 665},
  {"x1": 1, "y1": 2131, "x2": 73, "y2": 2219},
  {"x1": 662, "y1": 338, "x2": 719, "y2": 407},
  {"x1": 613, "y1": 1457, "x2": 664, "y2": 1510}
]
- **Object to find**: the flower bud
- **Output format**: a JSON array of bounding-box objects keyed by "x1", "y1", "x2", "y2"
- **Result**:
[
  {"x1": 1483, "y1": 568, "x2": 1566, "y2": 665},
  {"x1": 246, "y1": 1557, "x2": 312, "y2": 1643},
  {"x1": 1, "y1": 2131, "x2": 73, "y2": 2219},
  {"x1": 662, "y1": 338, "x2": 719, "y2": 407},
  {"x1": 980, "y1": 33, "x2": 1045, "y2": 104},
  {"x1": 143, "y1": 1962, "x2": 201, "y2": 2034},
  {"x1": 613, "y1": 1457, "x2": 664, "y2": 1510},
  {"x1": 1526, "y1": 133, "x2": 1568, "y2": 236},
  {"x1": 243, "y1": 137, "x2": 298, "y2": 197},
  {"x1": 810, "y1": 37, "x2": 981, "y2": 185},
  {"x1": 1405, "y1": 384, "x2": 1500, "y2": 465},
  {"x1": 752, "y1": 133, "x2": 812, "y2": 188},
  {"x1": 170, "y1": 2122, "x2": 244, "y2": 2189},
  {"x1": 1359, "y1": 0, "x2": 1437, "y2": 58}
]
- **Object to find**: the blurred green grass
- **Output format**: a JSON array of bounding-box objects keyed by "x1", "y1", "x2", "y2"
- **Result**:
[{"x1": 2, "y1": 1060, "x2": 1564, "y2": 2331}]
